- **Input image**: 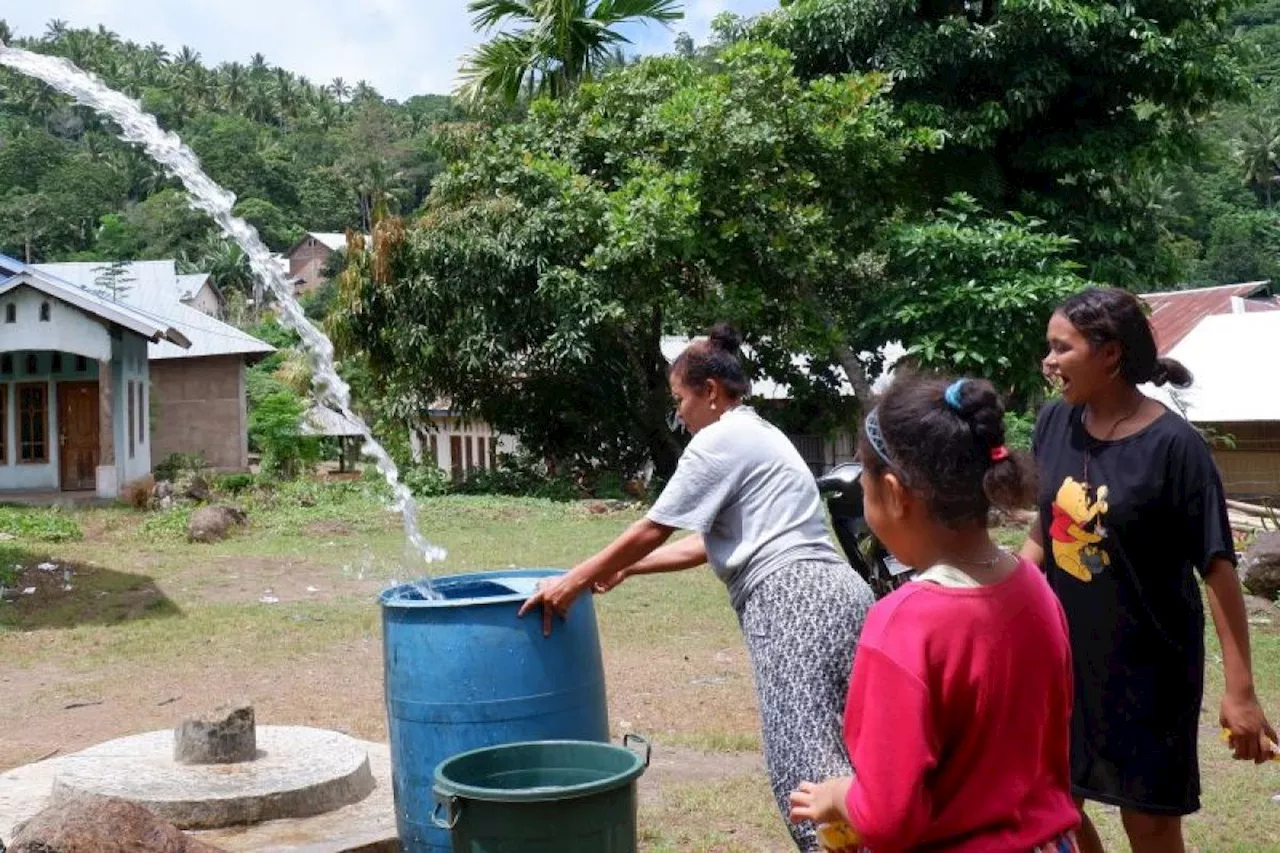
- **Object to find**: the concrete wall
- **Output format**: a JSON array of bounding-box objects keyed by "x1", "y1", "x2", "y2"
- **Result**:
[
  {"x1": 150, "y1": 356, "x2": 248, "y2": 471},
  {"x1": 287, "y1": 239, "x2": 333, "y2": 294},
  {"x1": 423, "y1": 415, "x2": 518, "y2": 480},
  {"x1": 0, "y1": 355, "x2": 104, "y2": 491},
  {"x1": 1204, "y1": 421, "x2": 1280, "y2": 499},
  {"x1": 1, "y1": 285, "x2": 111, "y2": 362}
]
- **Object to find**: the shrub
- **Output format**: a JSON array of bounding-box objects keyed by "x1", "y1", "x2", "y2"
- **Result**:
[
  {"x1": 215, "y1": 473, "x2": 257, "y2": 495},
  {"x1": 402, "y1": 464, "x2": 451, "y2": 498},
  {"x1": 153, "y1": 452, "x2": 209, "y2": 483},
  {"x1": 250, "y1": 391, "x2": 321, "y2": 479},
  {"x1": 0, "y1": 507, "x2": 83, "y2": 542}
]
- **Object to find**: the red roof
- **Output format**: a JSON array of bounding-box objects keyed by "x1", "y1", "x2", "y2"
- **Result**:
[{"x1": 1139, "y1": 282, "x2": 1280, "y2": 355}]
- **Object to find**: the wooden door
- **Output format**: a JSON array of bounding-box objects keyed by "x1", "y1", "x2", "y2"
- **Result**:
[{"x1": 59, "y1": 382, "x2": 99, "y2": 491}]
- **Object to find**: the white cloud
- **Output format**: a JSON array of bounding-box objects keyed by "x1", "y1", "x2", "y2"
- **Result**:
[{"x1": 4, "y1": 1, "x2": 779, "y2": 100}]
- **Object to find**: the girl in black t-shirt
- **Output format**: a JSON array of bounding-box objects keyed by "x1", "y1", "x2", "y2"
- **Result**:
[{"x1": 1022, "y1": 288, "x2": 1274, "y2": 853}]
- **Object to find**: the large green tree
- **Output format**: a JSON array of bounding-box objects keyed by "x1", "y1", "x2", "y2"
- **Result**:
[
  {"x1": 334, "y1": 45, "x2": 1084, "y2": 478},
  {"x1": 456, "y1": 0, "x2": 684, "y2": 105},
  {"x1": 747, "y1": 0, "x2": 1250, "y2": 288}
]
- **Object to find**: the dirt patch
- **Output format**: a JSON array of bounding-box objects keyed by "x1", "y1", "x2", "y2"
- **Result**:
[
  {"x1": 638, "y1": 745, "x2": 764, "y2": 806},
  {"x1": 186, "y1": 556, "x2": 387, "y2": 606}
]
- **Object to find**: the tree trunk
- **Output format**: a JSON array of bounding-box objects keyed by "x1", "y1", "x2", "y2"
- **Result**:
[
  {"x1": 795, "y1": 283, "x2": 877, "y2": 407},
  {"x1": 623, "y1": 310, "x2": 684, "y2": 481}
]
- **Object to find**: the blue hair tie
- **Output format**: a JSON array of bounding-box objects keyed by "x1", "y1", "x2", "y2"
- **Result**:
[{"x1": 944, "y1": 379, "x2": 968, "y2": 412}]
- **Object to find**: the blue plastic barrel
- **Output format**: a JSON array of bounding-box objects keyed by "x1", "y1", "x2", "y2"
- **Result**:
[{"x1": 380, "y1": 569, "x2": 611, "y2": 853}]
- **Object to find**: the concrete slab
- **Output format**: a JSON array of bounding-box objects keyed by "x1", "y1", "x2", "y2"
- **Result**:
[
  {"x1": 1, "y1": 737, "x2": 399, "y2": 853},
  {"x1": 51, "y1": 727, "x2": 374, "y2": 829}
]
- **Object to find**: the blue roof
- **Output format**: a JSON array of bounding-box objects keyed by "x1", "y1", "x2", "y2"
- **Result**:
[{"x1": 0, "y1": 253, "x2": 25, "y2": 282}]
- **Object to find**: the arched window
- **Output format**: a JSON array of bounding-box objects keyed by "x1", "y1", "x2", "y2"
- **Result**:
[{"x1": 39, "y1": 302, "x2": 50, "y2": 322}]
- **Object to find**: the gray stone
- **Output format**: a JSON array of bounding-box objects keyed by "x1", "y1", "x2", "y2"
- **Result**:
[
  {"x1": 187, "y1": 507, "x2": 247, "y2": 544},
  {"x1": 46, "y1": 727, "x2": 375, "y2": 831},
  {"x1": 181, "y1": 475, "x2": 211, "y2": 503},
  {"x1": 9, "y1": 795, "x2": 226, "y2": 852},
  {"x1": 154, "y1": 481, "x2": 175, "y2": 500},
  {"x1": 1241, "y1": 532, "x2": 1280, "y2": 601},
  {"x1": 175, "y1": 704, "x2": 256, "y2": 766}
]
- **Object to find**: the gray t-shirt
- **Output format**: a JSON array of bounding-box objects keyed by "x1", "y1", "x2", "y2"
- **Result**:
[{"x1": 647, "y1": 407, "x2": 841, "y2": 609}]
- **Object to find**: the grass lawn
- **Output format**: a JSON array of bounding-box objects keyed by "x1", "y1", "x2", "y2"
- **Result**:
[{"x1": 1, "y1": 486, "x2": 1278, "y2": 851}]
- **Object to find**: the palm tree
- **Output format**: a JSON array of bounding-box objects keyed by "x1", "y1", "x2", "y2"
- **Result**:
[
  {"x1": 249, "y1": 52, "x2": 269, "y2": 79},
  {"x1": 456, "y1": 0, "x2": 683, "y2": 106},
  {"x1": 175, "y1": 45, "x2": 202, "y2": 75},
  {"x1": 1236, "y1": 114, "x2": 1280, "y2": 208},
  {"x1": 329, "y1": 77, "x2": 351, "y2": 104},
  {"x1": 145, "y1": 41, "x2": 170, "y2": 68},
  {"x1": 352, "y1": 79, "x2": 379, "y2": 104},
  {"x1": 44, "y1": 19, "x2": 69, "y2": 42},
  {"x1": 220, "y1": 62, "x2": 248, "y2": 110}
]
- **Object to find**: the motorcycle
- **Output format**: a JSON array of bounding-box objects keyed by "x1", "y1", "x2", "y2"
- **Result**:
[{"x1": 816, "y1": 462, "x2": 914, "y2": 599}]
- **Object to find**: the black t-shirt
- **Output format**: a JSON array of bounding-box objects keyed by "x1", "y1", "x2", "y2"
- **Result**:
[{"x1": 1032, "y1": 400, "x2": 1235, "y2": 814}]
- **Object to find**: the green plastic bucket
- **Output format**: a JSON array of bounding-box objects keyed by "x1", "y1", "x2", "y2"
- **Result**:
[{"x1": 432, "y1": 736, "x2": 651, "y2": 853}]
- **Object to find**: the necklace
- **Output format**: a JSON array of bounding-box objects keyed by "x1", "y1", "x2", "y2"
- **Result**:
[
  {"x1": 1081, "y1": 398, "x2": 1144, "y2": 488},
  {"x1": 949, "y1": 547, "x2": 1008, "y2": 570}
]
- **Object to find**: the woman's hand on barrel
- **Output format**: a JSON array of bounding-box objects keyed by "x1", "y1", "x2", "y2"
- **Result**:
[{"x1": 519, "y1": 573, "x2": 588, "y2": 637}]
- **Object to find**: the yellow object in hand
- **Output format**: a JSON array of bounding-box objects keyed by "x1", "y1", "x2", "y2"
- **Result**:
[
  {"x1": 1219, "y1": 728, "x2": 1280, "y2": 761},
  {"x1": 817, "y1": 821, "x2": 863, "y2": 852}
]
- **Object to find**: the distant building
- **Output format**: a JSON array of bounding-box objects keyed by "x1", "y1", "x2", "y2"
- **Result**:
[
  {"x1": 0, "y1": 257, "x2": 274, "y2": 498},
  {"x1": 1139, "y1": 281, "x2": 1279, "y2": 355},
  {"x1": 284, "y1": 232, "x2": 367, "y2": 296}
]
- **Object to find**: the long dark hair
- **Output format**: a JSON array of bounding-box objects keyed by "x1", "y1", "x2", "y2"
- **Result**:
[
  {"x1": 1057, "y1": 288, "x2": 1192, "y2": 388},
  {"x1": 671, "y1": 322, "x2": 750, "y2": 399},
  {"x1": 860, "y1": 374, "x2": 1036, "y2": 527}
]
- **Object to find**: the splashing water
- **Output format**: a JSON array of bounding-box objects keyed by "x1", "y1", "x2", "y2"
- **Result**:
[{"x1": 0, "y1": 44, "x2": 445, "y2": 592}]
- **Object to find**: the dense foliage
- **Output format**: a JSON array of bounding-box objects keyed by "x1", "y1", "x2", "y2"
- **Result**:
[
  {"x1": 0, "y1": 18, "x2": 457, "y2": 292},
  {"x1": 334, "y1": 44, "x2": 1087, "y2": 478}
]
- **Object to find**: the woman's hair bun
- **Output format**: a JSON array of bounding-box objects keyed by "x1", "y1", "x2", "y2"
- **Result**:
[{"x1": 707, "y1": 322, "x2": 742, "y2": 354}]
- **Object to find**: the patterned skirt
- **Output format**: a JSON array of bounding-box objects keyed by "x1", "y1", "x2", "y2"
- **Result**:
[{"x1": 736, "y1": 558, "x2": 875, "y2": 852}]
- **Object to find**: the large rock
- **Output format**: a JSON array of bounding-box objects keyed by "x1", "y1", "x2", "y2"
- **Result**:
[
  {"x1": 187, "y1": 507, "x2": 246, "y2": 544},
  {"x1": 9, "y1": 795, "x2": 226, "y2": 853},
  {"x1": 1241, "y1": 532, "x2": 1280, "y2": 601},
  {"x1": 174, "y1": 703, "x2": 256, "y2": 765}
]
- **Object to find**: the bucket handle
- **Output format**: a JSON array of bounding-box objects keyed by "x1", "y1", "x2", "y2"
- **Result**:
[
  {"x1": 623, "y1": 733, "x2": 651, "y2": 768},
  {"x1": 431, "y1": 795, "x2": 461, "y2": 830}
]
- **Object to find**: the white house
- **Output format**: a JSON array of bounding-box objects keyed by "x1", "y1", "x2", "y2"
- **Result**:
[
  {"x1": 1145, "y1": 310, "x2": 1280, "y2": 498},
  {"x1": 0, "y1": 255, "x2": 190, "y2": 498},
  {"x1": 32, "y1": 261, "x2": 275, "y2": 477}
]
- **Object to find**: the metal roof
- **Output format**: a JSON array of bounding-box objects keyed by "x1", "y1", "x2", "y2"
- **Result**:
[
  {"x1": 33, "y1": 261, "x2": 273, "y2": 361},
  {"x1": 1146, "y1": 311, "x2": 1280, "y2": 423},
  {"x1": 289, "y1": 232, "x2": 368, "y2": 255},
  {"x1": 1139, "y1": 282, "x2": 1279, "y2": 355}
]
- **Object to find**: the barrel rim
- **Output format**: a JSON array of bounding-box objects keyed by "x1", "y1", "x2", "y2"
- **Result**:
[
  {"x1": 433, "y1": 739, "x2": 646, "y2": 803},
  {"x1": 379, "y1": 568, "x2": 564, "y2": 609}
]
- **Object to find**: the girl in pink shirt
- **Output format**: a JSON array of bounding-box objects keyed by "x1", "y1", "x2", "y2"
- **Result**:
[{"x1": 790, "y1": 375, "x2": 1079, "y2": 852}]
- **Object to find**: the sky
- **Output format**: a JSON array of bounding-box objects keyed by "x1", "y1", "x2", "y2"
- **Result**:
[{"x1": 3, "y1": 1, "x2": 779, "y2": 101}]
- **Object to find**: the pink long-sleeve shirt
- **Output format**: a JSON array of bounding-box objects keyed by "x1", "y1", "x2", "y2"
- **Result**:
[{"x1": 843, "y1": 558, "x2": 1079, "y2": 852}]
